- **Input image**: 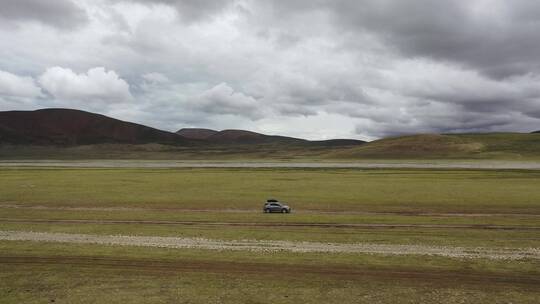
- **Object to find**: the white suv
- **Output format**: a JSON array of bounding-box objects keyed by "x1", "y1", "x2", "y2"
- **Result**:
[{"x1": 263, "y1": 199, "x2": 291, "y2": 213}]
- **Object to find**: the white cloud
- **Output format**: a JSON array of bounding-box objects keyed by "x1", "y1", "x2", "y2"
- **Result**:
[
  {"x1": 1, "y1": 0, "x2": 540, "y2": 139},
  {"x1": 191, "y1": 83, "x2": 263, "y2": 119},
  {"x1": 0, "y1": 70, "x2": 42, "y2": 98},
  {"x1": 38, "y1": 67, "x2": 132, "y2": 103},
  {"x1": 142, "y1": 72, "x2": 170, "y2": 84}
]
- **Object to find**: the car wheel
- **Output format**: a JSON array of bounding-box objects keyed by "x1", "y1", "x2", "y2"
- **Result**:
[
  {"x1": 281, "y1": 209, "x2": 287, "y2": 213},
  {"x1": 264, "y1": 209, "x2": 270, "y2": 213}
]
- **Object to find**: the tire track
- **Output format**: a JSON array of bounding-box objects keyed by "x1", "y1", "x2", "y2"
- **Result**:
[
  {"x1": 2, "y1": 203, "x2": 540, "y2": 217},
  {"x1": 2, "y1": 255, "x2": 540, "y2": 286},
  {"x1": 1, "y1": 218, "x2": 538, "y2": 230}
]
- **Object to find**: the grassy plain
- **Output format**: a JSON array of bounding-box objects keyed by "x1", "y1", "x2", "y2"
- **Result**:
[
  {"x1": 1, "y1": 167, "x2": 540, "y2": 303},
  {"x1": 2, "y1": 167, "x2": 540, "y2": 213}
]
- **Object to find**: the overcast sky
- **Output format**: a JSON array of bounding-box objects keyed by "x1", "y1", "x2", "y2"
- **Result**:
[{"x1": 1, "y1": 0, "x2": 540, "y2": 140}]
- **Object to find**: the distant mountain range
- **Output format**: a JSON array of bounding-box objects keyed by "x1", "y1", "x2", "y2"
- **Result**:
[
  {"x1": 176, "y1": 128, "x2": 364, "y2": 146},
  {"x1": 0, "y1": 109, "x2": 365, "y2": 146},
  {"x1": 176, "y1": 128, "x2": 218, "y2": 140},
  {"x1": 177, "y1": 128, "x2": 307, "y2": 144},
  {"x1": 1, "y1": 108, "x2": 539, "y2": 160}
]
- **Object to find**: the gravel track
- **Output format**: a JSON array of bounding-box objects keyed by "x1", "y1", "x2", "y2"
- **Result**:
[{"x1": 1, "y1": 230, "x2": 538, "y2": 260}]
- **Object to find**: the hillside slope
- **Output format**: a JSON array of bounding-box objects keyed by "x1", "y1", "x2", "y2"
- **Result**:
[
  {"x1": 176, "y1": 128, "x2": 218, "y2": 139},
  {"x1": 177, "y1": 128, "x2": 305, "y2": 144},
  {"x1": 177, "y1": 128, "x2": 365, "y2": 146},
  {"x1": 328, "y1": 133, "x2": 540, "y2": 159},
  {"x1": 0, "y1": 109, "x2": 190, "y2": 145},
  {"x1": 206, "y1": 129, "x2": 305, "y2": 144}
]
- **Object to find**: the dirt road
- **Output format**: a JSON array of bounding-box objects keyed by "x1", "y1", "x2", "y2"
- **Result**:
[
  {"x1": 1, "y1": 160, "x2": 540, "y2": 169},
  {"x1": 1, "y1": 230, "x2": 538, "y2": 260}
]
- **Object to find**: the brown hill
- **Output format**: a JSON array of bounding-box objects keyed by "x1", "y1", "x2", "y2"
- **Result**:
[
  {"x1": 0, "y1": 108, "x2": 364, "y2": 148},
  {"x1": 206, "y1": 129, "x2": 304, "y2": 144},
  {"x1": 176, "y1": 128, "x2": 364, "y2": 146},
  {"x1": 0, "y1": 108, "x2": 191, "y2": 145},
  {"x1": 176, "y1": 128, "x2": 305, "y2": 144},
  {"x1": 310, "y1": 139, "x2": 367, "y2": 146},
  {"x1": 176, "y1": 128, "x2": 218, "y2": 139}
]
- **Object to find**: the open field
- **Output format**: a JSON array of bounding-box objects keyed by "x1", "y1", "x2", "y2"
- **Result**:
[{"x1": 1, "y1": 166, "x2": 539, "y2": 303}]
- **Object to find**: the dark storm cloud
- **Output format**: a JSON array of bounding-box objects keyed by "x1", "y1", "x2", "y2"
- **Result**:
[
  {"x1": 269, "y1": 0, "x2": 540, "y2": 79},
  {"x1": 0, "y1": 0, "x2": 88, "y2": 28},
  {"x1": 335, "y1": 0, "x2": 540, "y2": 78},
  {"x1": 355, "y1": 105, "x2": 522, "y2": 138},
  {"x1": 115, "y1": 0, "x2": 234, "y2": 22}
]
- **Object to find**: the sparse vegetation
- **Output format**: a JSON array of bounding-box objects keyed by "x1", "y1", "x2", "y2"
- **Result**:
[
  {"x1": 1, "y1": 166, "x2": 540, "y2": 302},
  {"x1": 3, "y1": 241, "x2": 539, "y2": 304}
]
